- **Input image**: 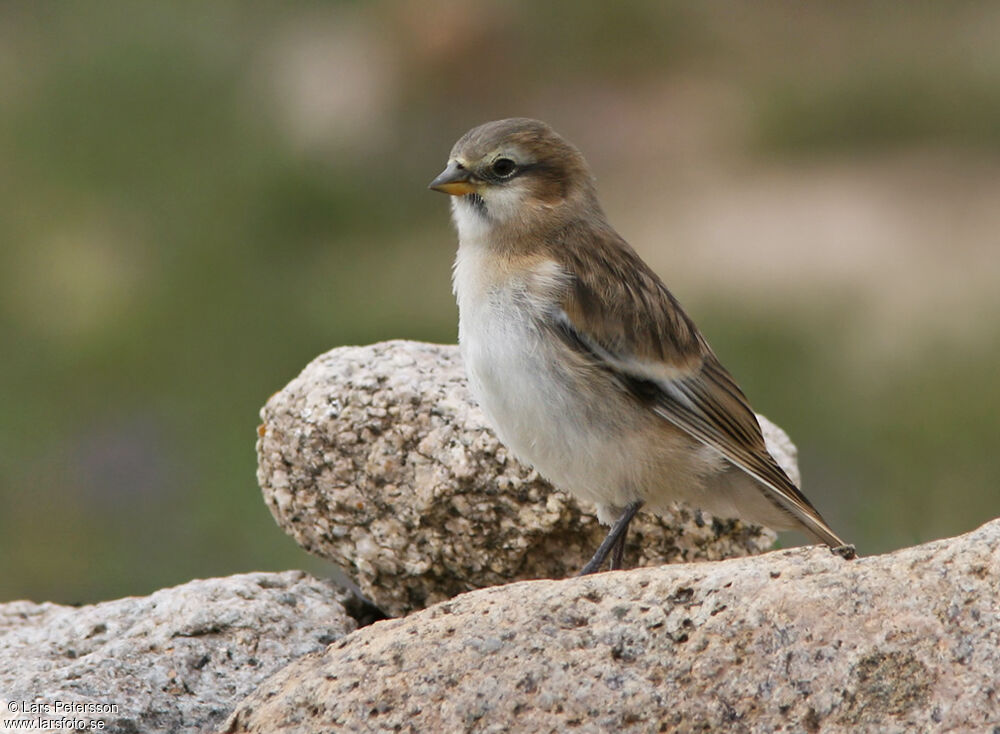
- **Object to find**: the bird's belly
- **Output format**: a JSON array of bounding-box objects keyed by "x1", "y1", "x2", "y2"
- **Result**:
[{"x1": 459, "y1": 306, "x2": 650, "y2": 509}]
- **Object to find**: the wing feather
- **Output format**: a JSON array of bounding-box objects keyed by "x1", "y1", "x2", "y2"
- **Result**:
[{"x1": 545, "y1": 225, "x2": 844, "y2": 546}]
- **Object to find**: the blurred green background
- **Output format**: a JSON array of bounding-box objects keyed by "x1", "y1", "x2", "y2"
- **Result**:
[{"x1": 2, "y1": 1, "x2": 998, "y2": 605}]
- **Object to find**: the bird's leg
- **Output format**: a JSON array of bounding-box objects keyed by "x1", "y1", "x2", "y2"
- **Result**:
[
  {"x1": 578, "y1": 500, "x2": 643, "y2": 576},
  {"x1": 610, "y1": 531, "x2": 628, "y2": 571}
]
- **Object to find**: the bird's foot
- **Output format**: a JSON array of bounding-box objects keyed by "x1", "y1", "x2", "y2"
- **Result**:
[{"x1": 577, "y1": 500, "x2": 643, "y2": 576}]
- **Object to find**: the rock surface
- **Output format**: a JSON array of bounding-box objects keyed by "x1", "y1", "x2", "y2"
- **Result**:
[
  {"x1": 0, "y1": 572, "x2": 356, "y2": 734},
  {"x1": 223, "y1": 519, "x2": 1000, "y2": 734},
  {"x1": 256, "y1": 340, "x2": 804, "y2": 617}
]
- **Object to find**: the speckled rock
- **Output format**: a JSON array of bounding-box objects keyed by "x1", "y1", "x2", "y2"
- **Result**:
[
  {"x1": 223, "y1": 519, "x2": 1000, "y2": 734},
  {"x1": 256, "y1": 340, "x2": 798, "y2": 617},
  {"x1": 0, "y1": 572, "x2": 356, "y2": 734}
]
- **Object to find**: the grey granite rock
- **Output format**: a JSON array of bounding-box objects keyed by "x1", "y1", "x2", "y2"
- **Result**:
[
  {"x1": 0, "y1": 572, "x2": 355, "y2": 734},
  {"x1": 222, "y1": 519, "x2": 1000, "y2": 734},
  {"x1": 257, "y1": 340, "x2": 797, "y2": 617}
]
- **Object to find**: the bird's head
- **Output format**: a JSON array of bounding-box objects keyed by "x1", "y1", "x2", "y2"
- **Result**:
[{"x1": 430, "y1": 118, "x2": 599, "y2": 240}]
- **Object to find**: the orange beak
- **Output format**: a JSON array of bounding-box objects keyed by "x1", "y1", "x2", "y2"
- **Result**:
[{"x1": 429, "y1": 161, "x2": 478, "y2": 196}]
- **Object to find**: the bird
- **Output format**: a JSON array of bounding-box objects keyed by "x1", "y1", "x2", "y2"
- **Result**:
[{"x1": 429, "y1": 118, "x2": 851, "y2": 575}]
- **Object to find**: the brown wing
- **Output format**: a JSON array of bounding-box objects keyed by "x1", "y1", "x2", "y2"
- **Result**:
[{"x1": 548, "y1": 224, "x2": 845, "y2": 547}]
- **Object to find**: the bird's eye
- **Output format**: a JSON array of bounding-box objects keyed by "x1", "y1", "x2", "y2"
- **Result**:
[{"x1": 491, "y1": 157, "x2": 517, "y2": 178}]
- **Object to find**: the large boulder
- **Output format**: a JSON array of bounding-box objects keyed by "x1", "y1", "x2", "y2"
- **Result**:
[
  {"x1": 256, "y1": 340, "x2": 797, "y2": 617},
  {"x1": 222, "y1": 519, "x2": 1000, "y2": 733},
  {"x1": 0, "y1": 572, "x2": 356, "y2": 734}
]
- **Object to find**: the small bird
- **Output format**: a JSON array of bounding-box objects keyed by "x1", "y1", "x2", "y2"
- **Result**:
[{"x1": 430, "y1": 118, "x2": 850, "y2": 574}]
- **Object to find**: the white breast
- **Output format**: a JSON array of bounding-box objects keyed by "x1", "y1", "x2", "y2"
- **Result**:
[{"x1": 451, "y1": 225, "x2": 648, "y2": 512}]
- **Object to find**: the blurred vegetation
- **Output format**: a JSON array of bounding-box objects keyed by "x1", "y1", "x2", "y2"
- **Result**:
[{"x1": 1, "y1": 1, "x2": 997, "y2": 604}]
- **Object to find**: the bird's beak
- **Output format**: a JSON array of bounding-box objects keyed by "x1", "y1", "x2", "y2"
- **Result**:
[{"x1": 429, "y1": 161, "x2": 478, "y2": 196}]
